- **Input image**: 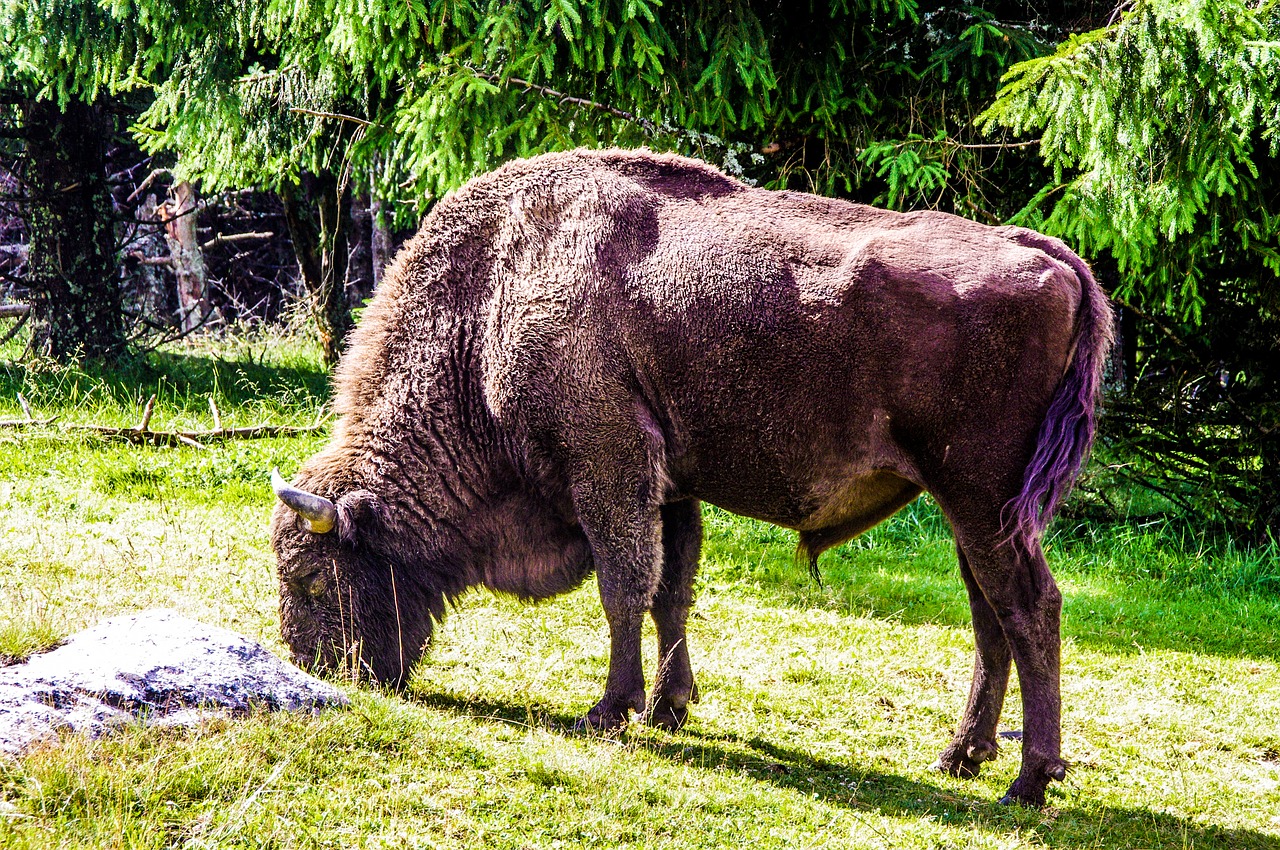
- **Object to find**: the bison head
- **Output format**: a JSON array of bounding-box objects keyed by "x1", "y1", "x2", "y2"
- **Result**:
[{"x1": 269, "y1": 468, "x2": 435, "y2": 689}]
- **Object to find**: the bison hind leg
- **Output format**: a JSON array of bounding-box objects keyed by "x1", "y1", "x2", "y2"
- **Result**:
[
  {"x1": 933, "y1": 544, "x2": 1011, "y2": 781},
  {"x1": 645, "y1": 499, "x2": 702, "y2": 731}
]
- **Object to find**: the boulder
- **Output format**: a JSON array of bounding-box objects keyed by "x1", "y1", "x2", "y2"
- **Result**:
[{"x1": 0, "y1": 609, "x2": 347, "y2": 755}]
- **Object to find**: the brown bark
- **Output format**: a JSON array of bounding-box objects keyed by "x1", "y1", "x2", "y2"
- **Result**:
[
  {"x1": 162, "y1": 181, "x2": 214, "y2": 332},
  {"x1": 347, "y1": 192, "x2": 374, "y2": 305},
  {"x1": 371, "y1": 194, "x2": 393, "y2": 289},
  {"x1": 133, "y1": 192, "x2": 169, "y2": 324}
]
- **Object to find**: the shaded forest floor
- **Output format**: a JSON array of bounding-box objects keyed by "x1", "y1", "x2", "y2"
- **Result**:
[{"x1": 1, "y1": 331, "x2": 1278, "y2": 848}]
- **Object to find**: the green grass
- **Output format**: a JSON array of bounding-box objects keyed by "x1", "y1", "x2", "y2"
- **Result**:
[{"x1": 2, "y1": 330, "x2": 1279, "y2": 848}]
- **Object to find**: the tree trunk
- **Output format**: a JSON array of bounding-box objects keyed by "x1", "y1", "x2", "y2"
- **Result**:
[
  {"x1": 280, "y1": 171, "x2": 351, "y2": 367},
  {"x1": 163, "y1": 181, "x2": 214, "y2": 333},
  {"x1": 346, "y1": 192, "x2": 375, "y2": 305},
  {"x1": 370, "y1": 194, "x2": 393, "y2": 289},
  {"x1": 131, "y1": 192, "x2": 170, "y2": 324},
  {"x1": 20, "y1": 98, "x2": 124, "y2": 360}
]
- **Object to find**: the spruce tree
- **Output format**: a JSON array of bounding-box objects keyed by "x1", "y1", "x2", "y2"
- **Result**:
[
  {"x1": 0, "y1": 0, "x2": 226, "y2": 359},
  {"x1": 981, "y1": 0, "x2": 1280, "y2": 535}
]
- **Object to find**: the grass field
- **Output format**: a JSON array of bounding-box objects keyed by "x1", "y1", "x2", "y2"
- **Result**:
[{"x1": 2, "y1": 332, "x2": 1278, "y2": 848}]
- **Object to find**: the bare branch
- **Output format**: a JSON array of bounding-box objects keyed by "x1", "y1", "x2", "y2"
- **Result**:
[
  {"x1": 1, "y1": 389, "x2": 333, "y2": 446},
  {"x1": 126, "y1": 168, "x2": 172, "y2": 203},
  {"x1": 887, "y1": 137, "x2": 1041, "y2": 153},
  {"x1": 176, "y1": 434, "x2": 210, "y2": 451},
  {"x1": 136, "y1": 394, "x2": 157, "y2": 431},
  {"x1": 0, "y1": 390, "x2": 334, "y2": 446},
  {"x1": 0, "y1": 393, "x2": 57, "y2": 428},
  {"x1": 127, "y1": 251, "x2": 174, "y2": 267},
  {"x1": 202, "y1": 231, "x2": 274, "y2": 250},
  {"x1": 65, "y1": 420, "x2": 329, "y2": 447},
  {"x1": 471, "y1": 70, "x2": 660, "y2": 135},
  {"x1": 289, "y1": 107, "x2": 373, "y2": 128},
  {"x1": 0, "y1": 303, "x2": 30, "y2": 318}
]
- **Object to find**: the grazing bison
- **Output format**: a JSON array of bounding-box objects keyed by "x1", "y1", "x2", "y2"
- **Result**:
[{"x1": 271, "y1": 148, "x2": 1112, "y2": 805}]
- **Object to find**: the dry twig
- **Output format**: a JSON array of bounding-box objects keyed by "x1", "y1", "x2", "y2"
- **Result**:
[
  {"x1": 5, "y1": 394, "x2": 329, "y2": 446},
  {"x1": 202, "y1": 231, "x2": 274, "y2": 251},
  {"x1": 0, "y1": 392, "x2": 58, "y2": 428},
  {"x1": 0, "y1": 303, "x2": 30, "y2": 347}
]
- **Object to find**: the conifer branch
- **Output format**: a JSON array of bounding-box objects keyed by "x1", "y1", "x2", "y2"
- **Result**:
[{"x1": 470, "y1": 70, "x2": 660, "y2": 135}]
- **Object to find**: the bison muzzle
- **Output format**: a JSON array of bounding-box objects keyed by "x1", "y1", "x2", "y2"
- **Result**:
[{"x1": 270, "y1": 148, "x2": 1112, "y2": 806}]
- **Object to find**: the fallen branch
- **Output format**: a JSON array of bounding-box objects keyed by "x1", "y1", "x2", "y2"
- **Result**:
[
  {"x1": 0, "y1": 392, "x2": 58, "y2": 428},
  {"x1": 0, "y1": 303, "x2": 30, "y2": 319},
  {"x1": 9, "y1": 394, "x2": 329, "y2": 446}
]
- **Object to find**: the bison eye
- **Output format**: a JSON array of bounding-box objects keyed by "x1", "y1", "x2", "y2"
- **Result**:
[
  {"x1": 290, "y1": 571, "x2": 327, "y2": 599},
  {"x1": 305, "y1": 574, "x2": 327, "y2": 598}
]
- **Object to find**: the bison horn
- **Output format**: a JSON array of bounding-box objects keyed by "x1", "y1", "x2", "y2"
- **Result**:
[{"x1": 270, "y1": 468, "x2": 337, "y2": 534}]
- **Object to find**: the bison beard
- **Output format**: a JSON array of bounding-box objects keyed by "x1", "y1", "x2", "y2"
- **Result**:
[{"x1": 270, "y1": 148, "x2": 1113, "y2": 806}]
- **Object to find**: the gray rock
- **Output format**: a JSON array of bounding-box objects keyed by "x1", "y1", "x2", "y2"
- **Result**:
[{"x1": 0, "y1": 609, "x2": 347, "y2": 755}]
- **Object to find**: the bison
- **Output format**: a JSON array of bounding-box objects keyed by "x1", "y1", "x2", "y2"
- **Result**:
[{"x1": 270, "y1": 148, "x2": 1112, "y2": 806}]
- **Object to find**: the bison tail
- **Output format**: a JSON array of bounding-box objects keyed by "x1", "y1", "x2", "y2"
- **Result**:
[{"x1": 1003, "y1": 236, "x2": 1115, "y2": 543}]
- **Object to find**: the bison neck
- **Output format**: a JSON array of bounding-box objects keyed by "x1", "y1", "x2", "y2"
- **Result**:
[{"x1": 334, "y1": 406, "x2": 594, "y2": 606}]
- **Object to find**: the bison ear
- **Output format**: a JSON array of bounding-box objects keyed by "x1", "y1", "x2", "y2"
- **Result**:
[{"x1": 335, "y1": 489, "x2": 385, "y2": 546}]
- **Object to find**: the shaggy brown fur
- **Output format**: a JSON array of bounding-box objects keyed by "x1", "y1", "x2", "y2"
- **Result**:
[{"x1": 270, "y1": 148, "x2": 1113, "y2": 806}]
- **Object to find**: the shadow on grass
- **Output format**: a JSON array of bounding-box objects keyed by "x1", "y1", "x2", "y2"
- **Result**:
[
  {"x1": 413, "y1": 690, "x2": 1280, "y2": 850},
  {"x1": 0, "y1": 345, "x2": 328, "y2": 413},
  {"x1": 706, "y1": 540, "x2": 1280, "y2": 664},
  {"x1": 821, "y1": 566, "x2": 1280, "y2": 664}
]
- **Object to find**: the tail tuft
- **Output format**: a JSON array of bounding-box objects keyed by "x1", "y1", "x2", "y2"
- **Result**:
[{"x1": 1002, "y1": 234, "x2": 1115, "y2": 542}]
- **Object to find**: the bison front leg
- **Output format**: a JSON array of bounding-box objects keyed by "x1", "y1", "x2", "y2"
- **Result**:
[
  {"x1": 934, "y1": 546, "x2": 1012, "y2": 778},
  {"x1": 570, "y1": 472, "x2": 665, "y2": 733},
  {"x1": 646, "y1": 499, "x2": 702, "y2": 730},
  {"x1": 582, "y1": 603, "x2": 649, "y2": 731}
]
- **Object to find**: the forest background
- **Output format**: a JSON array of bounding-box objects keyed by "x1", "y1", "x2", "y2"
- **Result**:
[
  {"x1": 1, "y1": 2, "x2": 1279, "y2": 847},
  {"x1": 3, "y1": 0, "x2": 1277, "y2": 540}
]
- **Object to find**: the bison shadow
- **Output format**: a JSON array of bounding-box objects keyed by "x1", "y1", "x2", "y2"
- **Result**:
[{"x1": 410, "y1": 689, "x2": 1280, "y2": 850}]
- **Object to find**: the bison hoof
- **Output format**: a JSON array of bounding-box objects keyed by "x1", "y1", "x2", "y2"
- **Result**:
[
  {"x1": 998, "y1": 759, "x2": 1068, "y2": 807},
  {"x1": 573, "y1": 712, "x2": 628, "y2": 734},
  {"x1": 644, "y1": 696, "x2": 690, "y2": 731},
  {"x1": 932, "y1": 739, "x2": 997, "y2": 779},
  {"x1": 998, "y1": 785, "x2": 1046, "y2": 807},
  {"x1": 574, "y1": 698, "x2": 636, "y2": 734}
]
